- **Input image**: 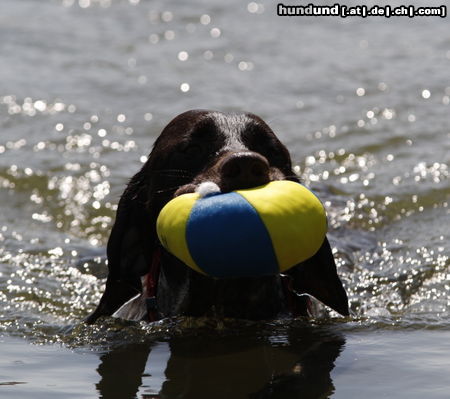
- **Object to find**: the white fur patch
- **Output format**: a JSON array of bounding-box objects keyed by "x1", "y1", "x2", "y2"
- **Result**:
[
  {"x1": 196, "y1": 181, "x2": 221, "y2": 197},
  {"x1": 112, "y1": 292, "x2": 147, "y2": 321}
]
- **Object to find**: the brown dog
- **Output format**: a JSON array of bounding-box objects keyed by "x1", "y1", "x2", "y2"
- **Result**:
[{"x1": 86, "y1": 110, "x2": 348, "y2": 323}]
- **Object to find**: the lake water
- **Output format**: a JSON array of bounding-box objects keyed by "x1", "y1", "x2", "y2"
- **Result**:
[{"x1": 0, "y1": 0, "x2": 449, "y2": 398}]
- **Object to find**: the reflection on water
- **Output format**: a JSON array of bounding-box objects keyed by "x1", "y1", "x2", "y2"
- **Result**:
[
  {"x1": 95, "y1": 322, "x2": 345, "y2": 399},
  {"x1": 97, "y1": 342, "x2": 152, "y2": 398},
  {"x1": 4, "y1": 327, "x2": 450, "y2": 398}
]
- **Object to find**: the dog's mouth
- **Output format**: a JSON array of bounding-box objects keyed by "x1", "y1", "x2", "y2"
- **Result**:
[
  {"x1": 174, "y1": 175, "x2": 284, "y2": 197},
  {"x1": 174, "y1": 151, "x2": 286, "y2": 197}
]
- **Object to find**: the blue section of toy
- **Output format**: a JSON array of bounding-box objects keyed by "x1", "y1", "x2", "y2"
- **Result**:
[{"x1": 186, "y1": 192, "x2": 278, "y2": 278}]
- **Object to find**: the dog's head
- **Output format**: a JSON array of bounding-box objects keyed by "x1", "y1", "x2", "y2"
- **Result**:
[
  {"x1": 86, "y1": 110, "x2": 349, "y2": 323},
  {"x1": 146, "y1": 109, "x2": 297, "y2": 200}
]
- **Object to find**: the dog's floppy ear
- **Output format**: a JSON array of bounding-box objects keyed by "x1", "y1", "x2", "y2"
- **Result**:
[
  {"x1": 85, "y1": 110, "x2": 209, "y2": 324},
  {"x1": 287, "y1": 236, "x2": 349, "y2": 316},
  {"x1": 85, "y1": 167, "x2": 157, "y2": 324}
]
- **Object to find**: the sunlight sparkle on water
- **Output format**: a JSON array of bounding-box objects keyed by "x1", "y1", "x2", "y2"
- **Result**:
[
  {"x1": 200, "y1": 14, "x2": 211, "y2": 25},
  {"x1": 421, "y1": 89, "x2": 431, "y2": 99},
  {"x1": 180, "y1": 83, "x2": 190, "y2": 92},
  {"x1": 177, "y1": 51, "x2": 189, "y2": 61},
  {"x1": 210, "y1": 28, "x2": 221, "y2": 38}
]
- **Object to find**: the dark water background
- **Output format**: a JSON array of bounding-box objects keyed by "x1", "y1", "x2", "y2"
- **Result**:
[{"x1": 0, "y1": 0, "x2": 449, "y2": 398}]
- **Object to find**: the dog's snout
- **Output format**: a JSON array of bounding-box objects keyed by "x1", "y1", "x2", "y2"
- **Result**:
[{"x1": 220, "y1": 151, "x2": 270, "y2": 190}]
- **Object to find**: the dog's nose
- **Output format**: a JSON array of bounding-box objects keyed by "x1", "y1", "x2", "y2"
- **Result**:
[{"x1": 219, "y1": 151, "x2": 270, "y2": 190}]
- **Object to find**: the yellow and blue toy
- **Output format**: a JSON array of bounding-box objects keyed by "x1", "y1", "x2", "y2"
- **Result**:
[{"x1": 156, "y1": 180, "x2": 327, "y2": 278}]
